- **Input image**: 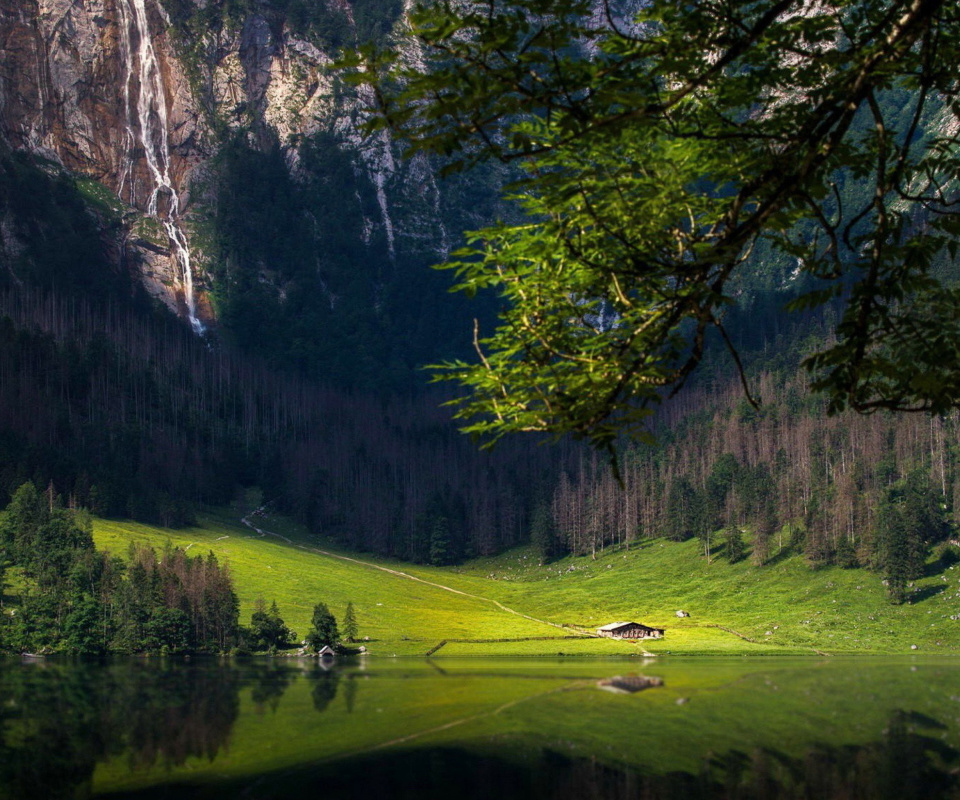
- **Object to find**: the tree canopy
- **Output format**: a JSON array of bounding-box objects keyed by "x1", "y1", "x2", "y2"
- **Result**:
[
  {"x1": 306, "y1": 603, "x2": 339, "y2": 651},
  {"x1": 350, "y1": 0, "x2": 960, "y2": 454}
]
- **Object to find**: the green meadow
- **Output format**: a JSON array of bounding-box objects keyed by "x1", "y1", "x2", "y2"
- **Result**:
[{"x1": 92, "y1": 506, "x2": 960, "y2": 656}]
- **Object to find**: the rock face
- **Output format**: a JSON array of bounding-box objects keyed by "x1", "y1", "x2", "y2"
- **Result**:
[
  {"x1": 0, "y1": 0, "x2": 439, "y2": 330},
  {"x1": 0, "y1": 0, "x2": 207, "y2": 319}
]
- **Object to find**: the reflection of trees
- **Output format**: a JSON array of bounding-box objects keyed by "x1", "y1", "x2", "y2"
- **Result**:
[
  {"x1": 311, "y1": 667, "x2": 341, "y2": 713},
  {"x1": 2, "y1": 663, "x2": 958, "y2": 800},
  {"x1": 248, "y1": 661, "x2": 297, "y2": 714},
  {"x1": 118, "y1": 662, "x2": 240, "y2": 769},
  {"x1": 343, "y1": 675, "x2": 358, "y2": 714},
  {"x1": 286, "y1": 710, "x2": 959, "y2": 800},
  {"x1": 0, "y1": 660, "x2": 243, "y2": 800},
  {"x1": 539, "y1": 709, "x2": 960, "y2": 800},
  {"x1": 0, "y1": 662, "x2": 105, "y2": 800}
]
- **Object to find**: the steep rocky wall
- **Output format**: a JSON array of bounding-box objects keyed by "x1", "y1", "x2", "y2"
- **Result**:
[
  {"x1": 0, "y1": 0, "x2": 432, "y2": 329},
  {"x1": 0, "y1": 0, "x2": 207, "y2": 317}
]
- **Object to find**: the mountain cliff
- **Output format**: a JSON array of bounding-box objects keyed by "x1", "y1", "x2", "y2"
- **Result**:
[{"x1": 0, "y1": 0, "x2": 486, "y2": 386}]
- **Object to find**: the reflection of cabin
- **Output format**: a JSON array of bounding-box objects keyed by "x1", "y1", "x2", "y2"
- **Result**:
[
  {"x1": 596, "y1": 621, "x2": 665, "y2": 640},
  {"x1": 597, "y1": 675, "x2": 664, "y2": 694}
]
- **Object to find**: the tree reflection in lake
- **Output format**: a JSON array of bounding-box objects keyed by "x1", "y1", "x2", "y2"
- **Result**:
[
  {"x1": 249, "y1": 661, "x2": 296, "y2": 714},
  {"x1": 0, "y1": 659, "x2": 243, "y2": 799},
  {"x1": 221, "y1": 711, "x2": 960, "y2": 800},
  {"x1": 1, "y1": 658, "x2": 959, "y2": 799},
  {"x1": 119, "y1": 661, "x2": 241, "y2": 769},
  {"x1": 310, "y1": 664, "x2": 341, "y2": 713}
]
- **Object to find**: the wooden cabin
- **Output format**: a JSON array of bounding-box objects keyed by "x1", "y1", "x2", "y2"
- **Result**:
[{"x1": 596, "y1": 621, "x2": 665, "y2": 640}]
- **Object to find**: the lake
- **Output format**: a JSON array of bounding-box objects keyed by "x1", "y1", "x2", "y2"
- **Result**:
[{"x1": 1, "y1": 656, "x2": 958, "y2": 798}]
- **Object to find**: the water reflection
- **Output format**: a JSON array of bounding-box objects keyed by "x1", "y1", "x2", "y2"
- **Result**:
[
  {"x1": 249, "y1": 710, "x2": 960, "y2": 800},
  {"x1": 311, "y1": 667, "x2": 341, "y2": 713},
  {"x1": 0, "y1": 658, "x2": 958, "y2": 799},
  {"x1": 249, "y1": 661, "x2": 295, "y2": 714},
  {"x1": 0, "y1": 659, "x2": 242, "y2": 799},
  {"x1": 595, "y1": 674, "x2": 663, "y2": 694}
]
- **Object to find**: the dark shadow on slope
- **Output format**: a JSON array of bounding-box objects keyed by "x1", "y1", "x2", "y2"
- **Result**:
[{"x1": 908, "y1": 585, "x2": 945, "y2": 604}]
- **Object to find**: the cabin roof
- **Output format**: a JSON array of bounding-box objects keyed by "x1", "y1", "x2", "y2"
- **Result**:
[
  {"x1": 597, "y1": 621, "x2": 665, "y2": 632},
  {"x1": 597, "y1": 621, "x2": 640, "y2": 631}
]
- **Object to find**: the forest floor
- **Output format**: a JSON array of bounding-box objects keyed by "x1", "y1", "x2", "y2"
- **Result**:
[{"x1": 92, "y1": 503, "x2": 960, "y2": 657}]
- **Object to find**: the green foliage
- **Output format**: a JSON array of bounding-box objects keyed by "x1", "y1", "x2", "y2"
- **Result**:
[
  {"x1": 63, "y1": 597, "x2": 107, "y2": 655},
  {"x1": 835, "y1": 536, "x2": 860, "y2": 569},
  {"x1": 248, "y1": 598, "x2": 296, "y2": 651},
  {"x1": 0, "y1": 482, "x2": 94, "y2": 591},
  {"x1": 306, "y1": 602, "x2": 339, "y2": 651},
  {"x1": 428, "y1": 516, "x2": 452, "y2": 566},
  {"x1": 354, "y1": 0, "x2": 960, "y2": 451},
  {"x1": 145, "y1": 607, "x2": 192, "y2": 653},
  {"x1": 724, "y1": 528, "x2": 746, "y2": 564},
  {"x1": 530, "y1": 504, "x2": 560, "y2": 563},
  {"x1": 0, "y1": 485, "x2": 239, "y2": 653},
  {"x1": 707, "y1": 454, "x2": 741, "y2": 528},
  {"x1": 665, "y1": 478, "x2": 702, "y2": 542},
  {"x1": 342, "y1": 601, "x2": 358, "y2": 643},
  {"x1": 872, "y1": 470, "x2": 947, "y2": 602}
]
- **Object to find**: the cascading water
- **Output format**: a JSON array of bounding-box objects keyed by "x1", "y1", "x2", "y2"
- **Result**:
[{"x1": 116, "y1": 0, "x2": 203, "y2": 334}]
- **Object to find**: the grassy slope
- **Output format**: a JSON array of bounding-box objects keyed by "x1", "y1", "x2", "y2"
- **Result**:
[{"x1": 92, "y1": 506, "x2": 960, "y2": 656}]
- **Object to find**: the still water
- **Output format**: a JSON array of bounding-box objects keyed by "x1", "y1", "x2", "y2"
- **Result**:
[{"x1": 1, "y1": 656, "x2": 958, "y2": 798}]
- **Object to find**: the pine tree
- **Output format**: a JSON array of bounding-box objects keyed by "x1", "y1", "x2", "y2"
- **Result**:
[
  {"x1": 342, "y1": 602, "x2": 358, "y2": 643},
  {"x1": 249, "y1": 598, "x2": 294, "y2": 651},
  {"x1": 724, "y1": 528, "x2": 746, "y2": 564},
  {"x1": 530, "y1": 504, "x2": 557, "y2": 564},
  {"x1": 665, "y1": 478, "x2": 698, "y2": 542},
  {"x1": 429, "y1": 516, "x2": 450, "y2": 566}
]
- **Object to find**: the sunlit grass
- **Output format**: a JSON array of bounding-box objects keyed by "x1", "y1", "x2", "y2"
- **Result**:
[
  {"x1": 93, "y1": 514, "x2": 567, "y2": 653},
  {"x1": 93, "y1": 506, "x2": 960, "y2": 656}
]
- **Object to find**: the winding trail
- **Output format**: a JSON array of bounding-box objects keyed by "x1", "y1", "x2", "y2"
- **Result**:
[
  {"x1": 238, "y1": 509, "x2": 660, "y2": 655},
  {"x1": 239, "y1": 510, "x2": 610, "y2": 641}
]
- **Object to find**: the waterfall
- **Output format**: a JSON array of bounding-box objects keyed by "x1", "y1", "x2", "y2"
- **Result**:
[{"x1": 116, "y1": 0, "x2": 203, "y2": 334}]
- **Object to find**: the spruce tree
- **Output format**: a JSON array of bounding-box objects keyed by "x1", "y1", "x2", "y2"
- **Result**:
[
  {"x1": 724, "y1": 528, "x2": 745, "y2": 564},
  {"x1": 530, "y1": 504, "x2": 557, "y2": 564},
  {"x1": 342, "y1": 602, "x2": 358, "y2": 643}
]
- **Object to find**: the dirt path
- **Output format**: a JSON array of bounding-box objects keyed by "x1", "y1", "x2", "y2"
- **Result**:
[
  {"x1": 241, "y1": 508, "x2": 568, "y2": 631},
  {"x1": 240, "y1": 511, "x2": 605, "y2": 639},
  {"x1": 239, "y1": 510, "x2": 659, "y2": 656}
]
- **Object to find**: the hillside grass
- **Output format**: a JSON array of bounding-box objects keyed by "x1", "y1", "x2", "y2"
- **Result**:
[{"x1": 92, "y1": 506, "x2": 960, "y2": 656}]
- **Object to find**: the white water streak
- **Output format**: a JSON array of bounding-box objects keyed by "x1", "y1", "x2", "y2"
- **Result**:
[{"x1": 117, "y1": 0, "x2": 203, "y2": 334}]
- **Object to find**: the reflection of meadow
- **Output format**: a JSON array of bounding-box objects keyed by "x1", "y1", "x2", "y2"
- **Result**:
[{"x1": 2, "y1": 658, "x2": 958, "y2": 798}]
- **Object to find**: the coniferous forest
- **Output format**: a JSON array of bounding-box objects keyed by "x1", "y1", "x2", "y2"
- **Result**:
[
  {"x1": 2, "y1": 0, "x2": 960, "y2": 658},
  {"x1": 6, "y1": 3, "x2": 960, "y2": 799},
  {"x1": 2, "y1": 146, "x2": 960, "y2": 606}
]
